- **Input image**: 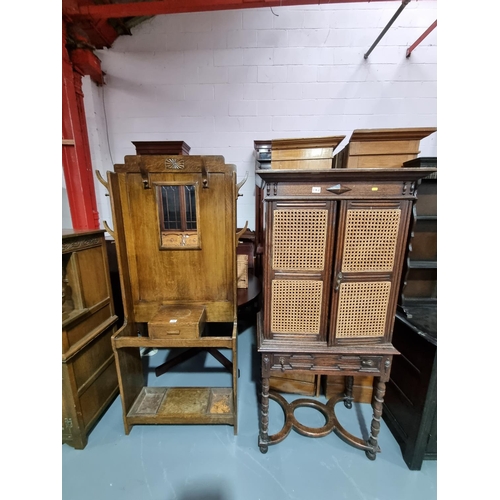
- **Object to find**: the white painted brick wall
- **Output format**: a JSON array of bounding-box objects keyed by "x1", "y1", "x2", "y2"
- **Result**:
[{"x1": 75, "y1": 1, "x2": 438, "y2": 231}]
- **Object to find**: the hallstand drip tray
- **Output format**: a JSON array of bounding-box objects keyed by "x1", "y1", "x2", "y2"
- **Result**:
[{"x1": 127, "y1": 387, "x2": 234, "y2": 424}]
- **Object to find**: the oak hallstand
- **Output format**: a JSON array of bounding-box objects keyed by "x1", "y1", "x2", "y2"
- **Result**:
[{"x1": 98, "y1": 153, "x2": 244, "y2": 435}]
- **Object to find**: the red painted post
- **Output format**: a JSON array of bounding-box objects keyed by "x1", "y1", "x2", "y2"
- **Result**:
[{"x1": 62, "y1": 22, "x2": 100, "y2": 229}]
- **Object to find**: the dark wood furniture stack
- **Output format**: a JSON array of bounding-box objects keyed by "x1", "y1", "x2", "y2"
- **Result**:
[
  {"x1": 255, "y1": 160, "x2": 436, "y2": 459},
  {"x1": 62, "y1": 229, "x2": 119, "y2": 449},
  {"x1": 98, "y1": 153, "x2": 242, "y2": 435},
  {"x1": 382, "y1": 157, "x2": 437, "y2": 470}
]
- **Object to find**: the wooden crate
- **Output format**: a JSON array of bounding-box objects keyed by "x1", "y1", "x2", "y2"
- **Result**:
[
  {"x1": 343, "y1": 128, "x2": 437, "y2": 169},
  {"x1": 323, "y1": 375, "x2": 374, "y2": 404},
  {"x1": 270, "y1": 372, "x2": 321, "y2": 397}
]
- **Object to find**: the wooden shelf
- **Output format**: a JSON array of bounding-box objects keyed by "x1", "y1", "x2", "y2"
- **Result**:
[
  {"x1": 126, "y1": 387, "x2": 235, "y2": 425},
  {"x1": 114, "y1": 335, "x2": 235, "y2": 349},
  {"x1": 415, "y1": 215, "x2": 437, "y2": 221},
  {"x1": 408, "y1": 260, "x2": 437, "y2": 269}
]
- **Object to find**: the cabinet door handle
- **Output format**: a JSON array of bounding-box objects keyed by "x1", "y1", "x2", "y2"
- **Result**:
[{"x1": 334, "y1": 272, "x2": 343, "y2": 292}]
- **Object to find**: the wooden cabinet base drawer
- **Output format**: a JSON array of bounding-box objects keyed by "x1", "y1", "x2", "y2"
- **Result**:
[
  {"x1": 324, "y1": 375, "x2": 374, "y2": 404},
  {"x1": 270, "y1": 372, "x2": 320, "y2": 397},
  {"x1": 270, "y1": 353, "x2": 383, "y2": 375}
]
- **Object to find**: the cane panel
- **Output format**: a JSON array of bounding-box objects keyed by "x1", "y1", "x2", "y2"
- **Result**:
[
  {"x1": 272, "y1": 209, "x2": 328, "y2": 271},
  {"x1": 271, "y1": 279, "x2": 323, "y2": 334},
  {"x1": 342, "y1": 209, "x2": 401, "y2": 272},
  {"x1": 335, "y1": 281, "x2": 391, "y2": 338}
]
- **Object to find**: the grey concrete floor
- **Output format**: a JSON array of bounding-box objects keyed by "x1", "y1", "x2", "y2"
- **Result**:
[{"x1": 62, "y1": 319, "x2": 437, "y2": 500}]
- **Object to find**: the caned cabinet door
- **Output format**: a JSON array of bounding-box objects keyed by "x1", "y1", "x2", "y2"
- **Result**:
[
  {"x1": 329, "y1": 200, "x2": 412, "y2": 346},
  {"x1": 264, "y1": 201, "x2": 336, "y2": 343}
]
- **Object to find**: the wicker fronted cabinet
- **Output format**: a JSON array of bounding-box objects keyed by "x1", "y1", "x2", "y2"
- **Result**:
[{"x1": 256, "y1": 167, "x2": 435, "y2": 459}]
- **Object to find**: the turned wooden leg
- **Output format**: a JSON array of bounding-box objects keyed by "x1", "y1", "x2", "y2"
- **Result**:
[
  {"x1": 258, "y1": 354, "x2": 271, "y2": 454},
  {"x1": 366, "y1": 378, "x2": 386, "y2": 460},
  {"x1": 344, "y1": 375, "x2": 354, "y2": 409},
  {"x1": 259, "y1": 376, "x2": 270, "y2": 453}
]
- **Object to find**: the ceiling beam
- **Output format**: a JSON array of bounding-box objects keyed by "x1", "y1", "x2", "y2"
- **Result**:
[{"x1": 66, "y1": 0, "x2": 403, "y2": 21}]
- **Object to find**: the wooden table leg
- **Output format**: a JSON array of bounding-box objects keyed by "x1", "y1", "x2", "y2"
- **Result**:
[
  {"x1": 366, "y1": 378, "x2": 386, "y2": 460},
  {"x1": 258, "y1": 354, "x2": 271, "y2": 454},
  {"x1": 344, "y1": 375, "x2": 354, "y2": 409}
]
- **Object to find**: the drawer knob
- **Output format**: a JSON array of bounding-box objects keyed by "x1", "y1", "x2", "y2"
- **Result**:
[
  {"x1": 361, "y1": 359, "x2": 374, "y2": 367},
  {"x1": 279, "y1": 357, "x2": 286, "y2": 372}
]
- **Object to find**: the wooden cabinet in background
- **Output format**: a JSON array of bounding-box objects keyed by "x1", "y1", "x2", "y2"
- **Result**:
[
  {"x1": 62, "y1": 229, "x2": 119, "y2": 449},
  {"x1": 382, "y1": 157, "x2": 437, "y2": 470}
]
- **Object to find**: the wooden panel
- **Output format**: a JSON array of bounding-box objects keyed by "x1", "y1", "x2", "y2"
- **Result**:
[
  {"x1": 346, "y1": 154, "x2": 417, "y2": 169},
  {"x1": 271, "y1": 135, "x2": 345, "y2": 151},
  {"x1": 349, "y1": 128, "x2": 437, "y2": 143},
  {"x1": 64, "y1": 304, "x2": 113, "y2": 348},
  {"x1": 410, "y1": 220, "x2": 437, "y2": 261},
  {"x1": 72, "y1": 326, "x2": 115, "y2": 390},
  {"x1": 414, "y1": 181, "x2": 437, "y2": 216},
  {"x1": 272, "y1": 148, "x2": 333, "y2": 161},
  {"x1": 271, "y1": 159, "x2": 333, "y2": 170},
  {"x1": 63, "y1": 252, "x2": 84, "y2": 314},
  {"x1": 403, "y1": 268, "x2": 437, "y2": 299},
  {"x1": 122, "y1": 170, "x2": 235, "y2": 323},
  {"x1": 77, "y1": 246, "x2": 109, "y2": 307},
  {"x1": 348, "y1": 140, "x2": 420, "y2": 156},
  {"x1": 78, "y1": 360, "x2": 119, "y2": 429}
]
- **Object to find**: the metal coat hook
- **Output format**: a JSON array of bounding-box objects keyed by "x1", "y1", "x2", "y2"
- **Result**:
[{"x1": 202, "y1": 159, "x2": 209, "y2": 189}]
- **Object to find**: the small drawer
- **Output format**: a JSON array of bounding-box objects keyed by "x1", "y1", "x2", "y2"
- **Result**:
[
  {"x1": 273, "y1": 181, "x2": 405, "y2": 198},
  {"x1": 270, "y1": 353, "x2": 383, "y2": 375},
  {"x1": 148, "y1": 305, "x2": 206, "y2": 339}
]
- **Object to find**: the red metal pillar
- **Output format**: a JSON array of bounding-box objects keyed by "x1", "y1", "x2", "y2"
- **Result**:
[
  {"x1": 62, "y1": 21, "x2": 100, "y2": 229},
  {"x1": 406, "y1": 20, "x2": 437, "y2": 58}
]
